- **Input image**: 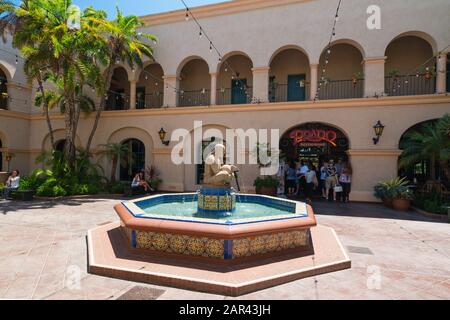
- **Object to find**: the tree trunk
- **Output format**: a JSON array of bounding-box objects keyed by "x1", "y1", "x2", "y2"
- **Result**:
[
  {"x1": 64, "y1": 95, "x2": 77, "y2": 169},
  {"x1": 111, "y1": 155, "x2": 118, "y2": 182},
  {"x1": 85, "y1": 58, "x2": 116, "y2": 154},
  {"x1": 37, "y1": 77, "x2": 55, "y2": 149}
]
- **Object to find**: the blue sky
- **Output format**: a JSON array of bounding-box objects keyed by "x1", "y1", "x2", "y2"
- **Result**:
[{"x1": 12, "y1": 0, "x2": 228, "y2": 17}]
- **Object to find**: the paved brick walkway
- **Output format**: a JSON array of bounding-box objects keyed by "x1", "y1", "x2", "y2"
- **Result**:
[{"x1": 0, "y1": 197, "x2": 449, "y2": 300}]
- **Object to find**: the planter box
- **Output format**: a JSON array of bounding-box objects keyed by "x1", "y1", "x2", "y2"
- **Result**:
[
  {"x1": 13, "y1": 190, "x2": 34, "y2": 201},
  {"x1": 392, "y1": 198, "x2": 411, "y2": 211},
  {"x1": 256, "y1": 186, "x2": 277, "y2": 197}
]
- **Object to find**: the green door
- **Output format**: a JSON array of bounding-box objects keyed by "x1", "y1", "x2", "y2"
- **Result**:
[
  {"x1": 231, "y1": 79, "x2": 247, "y2": 104},
  {"x1": 287, "y1": 74, "x2": 306, "y2": 101}
]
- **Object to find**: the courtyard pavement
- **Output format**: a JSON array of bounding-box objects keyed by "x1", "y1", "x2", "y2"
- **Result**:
[{"x1": 0, "y1": 196, "x2": 449, "y2": 300}]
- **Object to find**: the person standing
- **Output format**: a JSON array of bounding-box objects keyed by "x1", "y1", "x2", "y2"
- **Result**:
[
  {"x1": 286, "y1": 161, "x2": 298, "y2": 197},
  {"x1": 3, "y1": 169, "x2": 20, "y2": 199},
  {"x1": 297, "y1": 160, "x2": 309, "y2": 196},
  {"x1": 339, "y1": 162, "x2": 353, "y2": 203},
  {"x1": 325, "y1": 159, "x2": 338, "y2": 202},
  {"x1": 305, "y1": 164, "x2": 318, "y2": 204},
  {"x1": 320, "y1": 160, "x2": 329, "y2": 199}
]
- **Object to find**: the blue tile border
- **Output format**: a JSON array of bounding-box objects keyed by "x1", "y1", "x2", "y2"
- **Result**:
[
  {"x1": 131, "y1": 230, "x2": 137, "y2": 248},
  {"x1": 224, "y1": 240, "x2": 233, "y2": 260}
]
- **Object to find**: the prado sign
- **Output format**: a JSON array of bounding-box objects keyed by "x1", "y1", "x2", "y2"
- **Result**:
[{"x1": 290, "y1": 129, "x2": 338, "y2": 147}]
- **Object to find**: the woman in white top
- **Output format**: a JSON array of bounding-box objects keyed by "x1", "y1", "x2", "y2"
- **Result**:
[
  {"x1": 3, "y1": 169, "x2": 20, "y2": 199},
  {"x1": 131, "y1": 171, "x2": 153, "y2": 193},
  {"x1": 304, "y1": 165, "x2": 318, "y2": 205}
]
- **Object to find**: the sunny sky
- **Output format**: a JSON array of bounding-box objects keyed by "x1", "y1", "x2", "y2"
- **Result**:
[{"x1": 12, "y1": 0, "x2": 229, "y2": 17}]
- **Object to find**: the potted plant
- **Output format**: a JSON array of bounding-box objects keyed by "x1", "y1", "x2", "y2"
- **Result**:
[
  {"x1": 389, "y1": 69, "x2": 401, "y2": 81},
  {"x1": 391, "y1": 187, "x2": 414, "y2": 211},
  {"x1": 146, "y1": 166, "x2": 162, "y2": 191},
  {"x1": 374, "y1": 177, "x2": 409, "y2": 208},
  {"x1": 16, "y1": 177, "x2": 35, "y2": 201},
  {"x1": 254, "y1": 176, "x2": 280, "y2": 196}
]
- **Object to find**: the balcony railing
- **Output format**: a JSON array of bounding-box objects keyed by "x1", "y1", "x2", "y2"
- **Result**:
[
  {"x1": 217, "y1": 87, "x2": 253, "y2": 105},
  {"x1": 385, "y1": 75, "x2": 436, "y2": 96},
  {"x1": 0, "y1": 95, "x2": 8, "y2": 110},
  {"x1": 318, "y1": 79, "x2": 364, "y2": 100},
  {"x1": 136, "y1": 93, "x2": 163, "y2": 109},
  {"x1": 106, "y1": 93, "x2": 128, "y2": 110},
  {"x1": 178, "y1": 89, "x2": 210, "y2": 107},
  {"x1": 269, "y1": 83, "x2": 310, "y2": 103}
]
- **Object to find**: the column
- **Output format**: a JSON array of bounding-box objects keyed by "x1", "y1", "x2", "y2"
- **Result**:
[
  {"x1": 163, "y1": 75, "x2": 178, "y2": 107},
  {"x1": 362, "y1": 56, "x2": 387, "y2": 97},
  {"x1": 210, "y1": 73, "x2": 217, "y2": 105},
  {"x1": 347, "y1": 149, "x2": 403, "y2": 202},
  {"x1": 129, "y1": 80, "x2": 137, "y2": 109},
  {"x1": 310, "y1": 64, "x2": 319, "y2": 100},
  {"x1": 436, "y1": 53, "x2": 447, "y2": 94},
  {"x1": 251, "y1": 67, "x2": 270, "y2": 103}
]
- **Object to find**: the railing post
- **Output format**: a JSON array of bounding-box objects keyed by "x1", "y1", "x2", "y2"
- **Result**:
[
  {"x1": 362, "y1": 56, "x2": 386, "y2": 97},
  {"x1": 163, "y1": 75, "x2": 179, "y2": 107},
  {"x1": 129, "y1": 80, "x2": 137, "y2": 109},
  {"x1": 210, "y1": 73, "x2": 217, "y2": 105},
  {"x1": 310, "y1": 63, "x2": 319, "y2": 100},
  {"x1": 251, "y1": 67, "x2": 270, "y2": 103},
  {"x1": 437, "y1": 52, "x2": 447, "y2": 94}
]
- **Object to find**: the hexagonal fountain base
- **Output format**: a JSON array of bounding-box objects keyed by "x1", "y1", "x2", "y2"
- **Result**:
[{"x1": 87, "y1": 222, "x2": 351, "y2": 296}]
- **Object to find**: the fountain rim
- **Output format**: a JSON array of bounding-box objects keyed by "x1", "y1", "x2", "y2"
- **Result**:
[{"x1": 115, "y1": 193, "x2": 317, "y2": 240}]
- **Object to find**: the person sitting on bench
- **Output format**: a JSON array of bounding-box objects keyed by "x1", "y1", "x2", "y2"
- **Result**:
[
  {"x1": 3, "y1": 169, "x2": 20, "y2": 199},
  {"x1": 131, "y1": 171, "x2": 154, "y2": 193}
]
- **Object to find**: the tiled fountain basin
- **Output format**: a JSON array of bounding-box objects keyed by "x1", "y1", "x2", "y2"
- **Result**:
[{"x1": 114, "y1": 194, "x2": 317, "y2": 263}]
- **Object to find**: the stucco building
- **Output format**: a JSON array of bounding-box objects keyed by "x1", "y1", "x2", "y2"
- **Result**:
[{"x1": 0, "y1": 0, "x2": 449, "y2": 201}]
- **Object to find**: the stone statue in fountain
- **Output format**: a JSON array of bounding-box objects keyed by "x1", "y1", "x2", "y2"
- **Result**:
[
  {"x1": 198, "y1": 144, "x2": 239, "y2": 215},
  {"x1": 203, "y1": 144, "x2": 239, "y2": 187}
]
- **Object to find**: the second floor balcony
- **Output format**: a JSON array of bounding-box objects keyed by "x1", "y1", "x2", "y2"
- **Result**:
[{"x1": 103, "y1": 33, "x2": 448, "y2": 110}]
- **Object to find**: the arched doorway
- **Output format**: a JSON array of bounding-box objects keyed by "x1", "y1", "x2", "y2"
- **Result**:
[
  {"x1": 269, "y1": 47, "x2": 310, "y2": 102},
  {"x1": 178, "y1": 58, "x2": 210, "y2": 107},
  {"x1": 280, "y1": 123, "x2": 350, "y2": 168},
  {"x1": 107, "y1": 67, "x2": 129, "y2": 110},
  {"x1": 136, "y1": 63, "x2": 164, "y2": 109},
  {"x1": 54, "y1": 139, "x2": 66, "y2": 153},
  {"x1": 119, "y1": 139, "x2": 146, "y2": 181},
  {"x1": 217, "y1": 53, "x2": 253, "y2": 105},
  {"x1": 399, "y1": 119, "x2": 448, "y2": 186},
  {"x1": 385, "y1": 35, "x2": 435, "y2": 96},
  {"x1": 0, "y1": 68, "x2": 8, "y2": 110}
]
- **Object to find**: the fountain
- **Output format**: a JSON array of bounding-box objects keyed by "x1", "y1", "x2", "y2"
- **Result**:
[{"x1": 87, "y1": 143, "x2": 351, "y2": 296}]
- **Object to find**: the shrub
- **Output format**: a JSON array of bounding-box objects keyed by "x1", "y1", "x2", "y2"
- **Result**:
[
  {"x1": 108, "y1": 181, "x2": 128, "y2": 194},
  {"x1": 414, "y1": 192, "x2": 449, "y2": 215},
  {"x1": 36, "y1": 178, "x2": 67, "y2": 197},
  {"x1": 253, "y1": 176, "x2": 280, "y2": 189},
  {"x1": 374, "y1": 177, "x2": 410, "y2": 200}
]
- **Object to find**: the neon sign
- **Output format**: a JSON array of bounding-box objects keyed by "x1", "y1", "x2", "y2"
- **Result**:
[{"x1": 290, "y1": 129, "x2": 338, "y2": 147}]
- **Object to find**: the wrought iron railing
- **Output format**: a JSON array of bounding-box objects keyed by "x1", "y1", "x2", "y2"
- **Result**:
[
  {"x1": 106, "y1": 93, "x2": 129, "y2": 110},
  {"x1": 217, "y1": 87, "x2": 253, "y2": 105},
  {"x1": 385, "y1": 75, "x2": 436, "y2": 96},
  {"x1": 269, "y1": 83, "x2": 310, "y2": 102},
  {"x1": 136, "y1": 93, "x2": 163, "y2": 109},
  {"x1": 318, "y1": 79, "x2": 364, "y2": 100},
  {"x1": 0, "y1": 95, "x2": 8, "y2": 110},
  {"x1": 178, "y1": 89, "x2": 210, "y2": 107}
]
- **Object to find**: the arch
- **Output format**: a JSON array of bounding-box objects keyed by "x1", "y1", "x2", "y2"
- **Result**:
[
  {"x1": 320, "y1": 39, "x2": 366, "y2": 59},
  {"x1": 217, "y1": 51, "x2": 254, "y2": 74},
  {"x1": 176, "y1": 55, "x2": 210, "y2": 77},
  {"x1": 136, "y1": 62, "x2": 165, "y2": 109},
  {"x1": 0, "y1": 67, "x2": 8, "y2": 110},
  {"x1": 41, "y1": 129, "x2": 81, "y2": 152},
  {"x1": 0, "y1": 62, "x2": 12, "y2": 82},
  {"x1": 268, "y1": 45, "x2": 311, "y2": 66},
  {"x1": 280, "y1": 121, "x2": 351, "y2": 160},
  {"x1": 109, "y1": 63, "x2": 135, "y2": 81},
  {"x1": 269, "y1": 46, "x2": 311, "y2": 102},
  {"x1": 119, "y1": 138, "x2": 146, "y2": 181},
  {"x1": 178, "y1": 57, "x2": 211, "y2": 107},
  {"x1": 385, "y1": 31, "x2": 438, "y2": 56},
  {"x1": 398, "y1": 118, "x2": 445, "y2": 184},
  {"x1": 107, "y1": 67, "x2": 130, "y2": 110}
]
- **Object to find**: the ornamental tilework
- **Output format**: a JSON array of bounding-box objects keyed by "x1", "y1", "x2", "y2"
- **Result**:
[
  {"x1": 135, "y1": 230, "x2": 225, "y2": 259},
  {"x1": 232, "y1": 230, "x2": 309, "y2": 259}
]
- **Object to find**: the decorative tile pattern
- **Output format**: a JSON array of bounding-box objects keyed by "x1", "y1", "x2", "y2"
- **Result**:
[
  {"x1": 126, "y1": 228, "x2": 309, "y2": 260},
  {"x1": 134, "y1": 230, "x2": 225, "y2": 259},
  {"x1": 233, "y1": 230, "x2": 309, "y2": 259}
]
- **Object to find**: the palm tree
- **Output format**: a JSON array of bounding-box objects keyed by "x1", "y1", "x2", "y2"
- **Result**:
[
  {"x1": 98, "y1": 143, "x2": 130, "y2": 182},
  {"x1": 84, "y1": 8, "x2": 157, "y2": 154},
  {"x1": 400, "y1": 114, "x2": 450, "y2": 182}
]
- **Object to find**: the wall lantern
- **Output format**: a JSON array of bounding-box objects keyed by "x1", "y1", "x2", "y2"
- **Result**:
[
  {"x1": 373, "y1": 121, "x2": 385, "y2": 145},
  {"x1": 159, "y1": 128, "x2": 170, "y2": 146}
]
